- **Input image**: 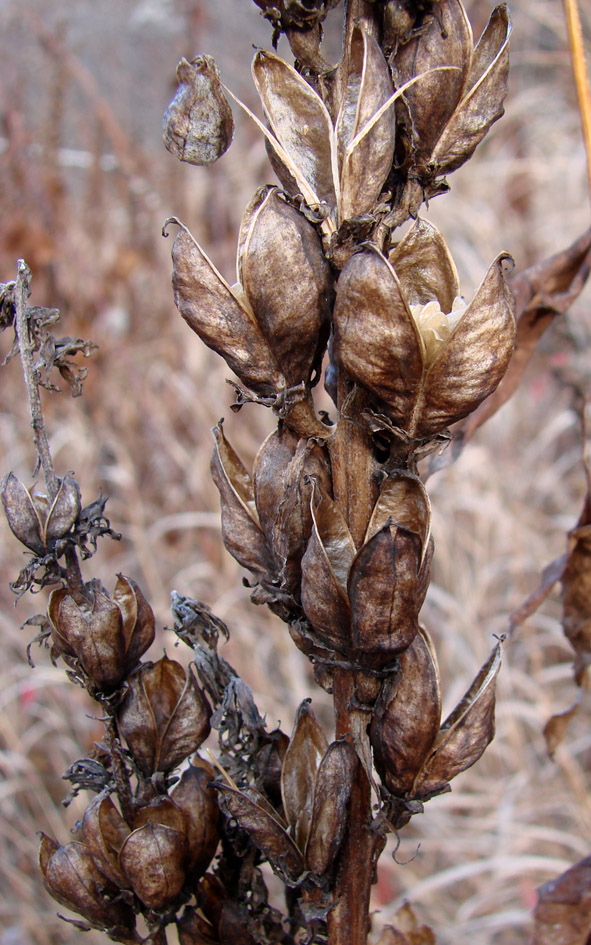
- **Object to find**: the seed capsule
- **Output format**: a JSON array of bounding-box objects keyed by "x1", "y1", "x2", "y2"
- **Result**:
[{"x1": 163, "y1": 56, "x2": 234, "y2": 166}]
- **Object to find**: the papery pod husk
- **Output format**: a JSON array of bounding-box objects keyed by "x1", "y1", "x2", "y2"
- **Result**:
[
  {"x1": 253, "y1": 427, "x2": 331, "y2": 595},
  {"x1": 416, "y1": 253, "x2": 516, "y2": 437},
  {"x1": 216, "y1": 784, "x2": 305, "y2": 879},
  {"x1": 393, "y1": 0, "x2": 472, "y2": 161},
  {"x1": 81, "y1": 794, "x2": 130, "y2": 888},
  {"x1": 112, "y1": 574, "x2": 155, "y2": 671},
  {"x1": 117, "y1": 656, "x2": 211, "y2": 775},
  {"x1": 334, "y1": 247, "x2": 422, "y2": 429},
  {"x1": 431, "y1": 5, "x2": 511, "y2": 174},
  {"x1": 255, "y1": 729, "x2": 290, "y2": 806},
  {"x1": 281, "y1": 700, "x2": 329, "y2": 851},
  {"x1": 132, "y1": 796, "x2": 187, "y2": 834},
  {"x1": 305, "y1": 738, "x2": 357, "y2": 876},
  {"x1": 48, "y1": 586, "x2": 127, "y2": 691},
  {"x1": 300, "y1": 486, "x2": 355, "y2": 652},
  {"x1": 43, "y1": 474, "x2": 81, "y2": 544},
  {"x1": 237, "y1": 187, "x2": 332, "y2": 385},
  {"x1": 251, "y1": 49, "x2": 338, "y2": 211},
  {"x1": 171, "y1": 223, "x2": 284, "y2": 396},
  {"x1": 172, "y1": 758, "x2": 220, "y2": 874},
  {"x1": 39, "y1": 835, "x2": 135, "y2": 932},
  {"x1": 367, "y1": 471, "x2": 432, "y2": 553},
  {"x1": 370, "y1": 628, "x2": 441, "y2": 796},
  {"x1": 211, "y1": 423, "x2": 276, "y2": 580},
  {"x1": 348, "y1": 523, "x2": 422, "y2": 667},
  {"x1": 1, "y1": 472, "x2": 46, "y2": 554},
  {"x1": 119, "y1": 821, "x2": 186, "y2": 909},
  {"x1": 414, "y1": 641, "x2": 501, "y2": 797},
  {"x1": 1, "y1": 472, "x2": 80, "y2": 554},
  {"x1": 163, "y1": 56, "x2": 234, "y2": 166},
  {"x1": 178, "y1": 906, "x2": 220, "y2": 945},
  {"x1": 336, "y1": 26, "x2": 395, "y2": 221},
  {"x1": 388, "y1": 219, "x2": 460, "y2": 314}
]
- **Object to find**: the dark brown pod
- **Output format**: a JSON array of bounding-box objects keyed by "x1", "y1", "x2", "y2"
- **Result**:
[
  {"x1": 178, "y1": 906, "x2": 220, "y2": 945},
  {"x1": 281, "y1": 700, "x2": 328, "y2": 852},
  {"x1": 39, "y1": 835, "x2": 135, "y2": 933},
  {"x1": 163, "y1": 56, "x2": 234, "y2": 166},
  {"x1": 305, "y1": 739, "x2": 357, "y2": 876},
  {"x1": 82, "y1": 794, "x2": 130, "y2": 888},
  {"x1": 119, "y1": 821, "x2": 186, "y2": 909},
  {"x1": 171, "y1": 758, "x2": 220, "y2": 875},
  {"x1": 1, "y1": 472, "x2": 80, "y2": 555},
  {"x1": 117, "y1": 656, "x2": 211, "y2": 776}
]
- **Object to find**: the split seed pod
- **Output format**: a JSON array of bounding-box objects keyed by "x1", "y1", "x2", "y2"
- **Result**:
[
  {"x1": 117, "y1": 656, "x2": 211, "y2": 775},
  {"x1": 170, "y1": 186, "x2": 331, "y2": 397},
  {"x1": 334, "y1": 218, "x2": 516, "y2": 439},
  {"x1": 163, "y1": 56, "x2": 234, "y2": 166},
  {"x1": 48, "y1": 574, "x2": 155, "y2": 692},
  {"x1": 1, "y1": 472, "x2": 80, "y2": 555}
]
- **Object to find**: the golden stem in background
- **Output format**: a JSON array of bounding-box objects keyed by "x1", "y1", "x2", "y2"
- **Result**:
[{"x1": 563, "y1": 0, "x2": 591, "y2": 197}]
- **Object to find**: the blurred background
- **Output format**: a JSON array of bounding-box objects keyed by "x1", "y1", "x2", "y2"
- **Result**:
[{"x1": 0, "y1": 1, "x2": 590, "y2": 943}]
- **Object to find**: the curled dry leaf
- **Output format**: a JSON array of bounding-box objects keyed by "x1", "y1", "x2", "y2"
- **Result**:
[
  {"x1": 533, "y1": 856, "x2": 591, "y2": 945},
  {"x1": 163, "y1": 55, "x2": 234, "y2": 166},
  {"x1": 117, "y1": 656, "x2": 211, "y2": 775}
]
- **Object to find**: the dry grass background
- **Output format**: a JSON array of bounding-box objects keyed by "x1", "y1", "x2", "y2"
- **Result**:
[{"x1": 0, "y1": 1, "x2": 590, "y2": 943}]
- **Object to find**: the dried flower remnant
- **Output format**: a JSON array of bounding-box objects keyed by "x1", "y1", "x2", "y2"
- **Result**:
[
  {"x1": 334, "y1": 218, "x2": 516, "y2": 441},
  {"x1": 163, "y1": 56, "x2": 234, "y2": 166}
]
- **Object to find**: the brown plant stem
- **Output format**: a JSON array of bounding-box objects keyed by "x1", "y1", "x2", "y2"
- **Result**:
[
  {"x1": 14, "y1": 260, "x2": 59, "y2": 499},
  {"x1": 563, "y1": 0, "x2": 591, "y2": 197}
]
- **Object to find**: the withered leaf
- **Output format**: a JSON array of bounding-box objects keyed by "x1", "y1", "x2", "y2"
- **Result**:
[
  {"x1": 170, "y1": 222, "x2": 283, "y2": 395},
  {"x1": 533, "y1": 856, "x2": 591, "y2": 945},
  {"x1": 305, "y1": 738, "x2": 357, "y2": 876},
  {"x1": 252, "y1": 49, "x2": 337, "y2": 211},
  {"x1": 281, "y1": 700, "x2": 328, "y2": 851},
  {"x1": 119, "y1": 821, "x2": 186, "y2": 909},
  {"x1": 415, "y1": 641, "x2": 501, "y2": 796},
  {"x1": 216, "y1": 785, "x2": 305, "y2": 879},
  {"x1": 370, "y1": 628, "x2": 441, "y2": 796}
]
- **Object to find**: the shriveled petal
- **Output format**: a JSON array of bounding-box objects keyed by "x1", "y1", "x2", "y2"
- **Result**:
[
  {"x1": 348, "y1": 524, "x2": 421, "y2": 666},
  {"x1": 432, "y1": 5, "x2": 511, "y2": 173},
  {"x1": 281, "y1": 700, "x2": 328, "y2": 851},
  {"x1": 394, "y1": 0, "x2": 472, "y2": 160},
  {"x1": 238, "y1": 187, "x2": 332, "y2": 385},
  {"x1": 370, "y1": 628, "x2": 441, "y2": 796},
  {"x1": 416, "y1": 253, "x2": 516, "y2": 436},
  {"x1": 171, "y1": 223, "x2": 283, "y2": 395},
  {"x1": 211, "y1": 423, "x2": 275, "y2": 579},
  {"x1": 252, "y1": 49, "x2": 338, "y2": 210},
  {"x1": 388, "y1": 219, "x2": 460, "y2": 313},
  {"x1": 414, "y1": 642, "x2": 501, "y2": 796},
  {"x1": 337, "y1": 27, "x2": 395, "y2": 220},
  {"x1": 334, "y1": 248, "x2": 422, "y2": 427}
]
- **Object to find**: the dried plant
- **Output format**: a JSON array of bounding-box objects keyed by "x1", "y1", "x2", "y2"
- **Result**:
[{"x1": 2, "y1": 1, "x2": 591, "y2": 945}]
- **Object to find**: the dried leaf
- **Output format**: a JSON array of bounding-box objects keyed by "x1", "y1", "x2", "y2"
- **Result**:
[
  {"x1": 415, "y1": 642, "x2": 501, "y2": 796},
  {"x1": 533, "y1": 856, "x2": 591, "y2": 945},
  {"x1": 281, "y1": 700, "x2": 328, "y2": 851},
  {"x1": 544, "y1": 693, "x2": 583, "y2": 758},
  {"x1": 370, "y1": 628, "x2": 441, "y2": 796}
]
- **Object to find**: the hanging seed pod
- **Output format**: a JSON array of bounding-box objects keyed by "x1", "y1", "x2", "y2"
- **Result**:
[
  {"x1": 39, "y1": 835, "x2": 135, "y2": 934},
  {"x1": 163, "y1": 56, "x2": 234, "y2": 166},
  {"x1": 48, "y1": 574, "x2": 155, "y2": 692},
  {"x1": 117, "y1": 656, "x2": 211, "y2": 776},
  {"x1": 1, "y1": 472, "x2": 80, "y2": 555},
  {"x1": 119, "y1": 820, "x2": 187, "y2": 909},
  {"x1": 171, "y1": 758, "x2": 220, "y2": 875}
]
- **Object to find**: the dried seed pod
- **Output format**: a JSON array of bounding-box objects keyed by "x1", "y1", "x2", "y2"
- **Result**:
[
  {"x1": 171, "y1": 758, "x2": 220, "y2": 875},
  {"x1": 253, "y1": 427, "x2": 331, "y2": 596},
  {"x1": 281, "y1": 700, "x2": 328, "y2": 851},
  {"x1": 39, "y1": 835, "x2": 135, "y2": 933},
  {"x1": 119, "y1": 820, "x2": 186, "y2": 909},
  {"x1": 370, "y1": 628, "x2": 442, "y2": 796},
  {"x1": 1, "y1": 472, "x2": 80, "y2": 555},
  {"x1": 210, "y1": 422, "x2": 276, "y2": 582},
  {"x1": 163, "y1": 56, "x2": 233, "y2": 166},
  {"x1": 305, "y1": 738, "x2": 357, "y2": 876},
  {"x1": 178, "y1": 906, "x2": 220, "y2": 945},
  {"x1": 82, "y1": 795, "x2": 130, "y2": 888},
  {"x1": 48, "y1": 574, "x2": 155, "y2": 692},
  {"x1": 117, "y1": 656, "x2": 211, "y2": 775},
  {"x1": 255, "y1": 730, "x2": 290, "y2": 806},
  {"x1": 334, "y1": 220, "x2": 516, "y2": 438}
]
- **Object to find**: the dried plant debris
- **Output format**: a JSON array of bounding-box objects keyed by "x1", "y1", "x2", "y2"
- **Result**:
[{"x1": 533, "y1": 856, "x2": 591, "y2": 945}]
